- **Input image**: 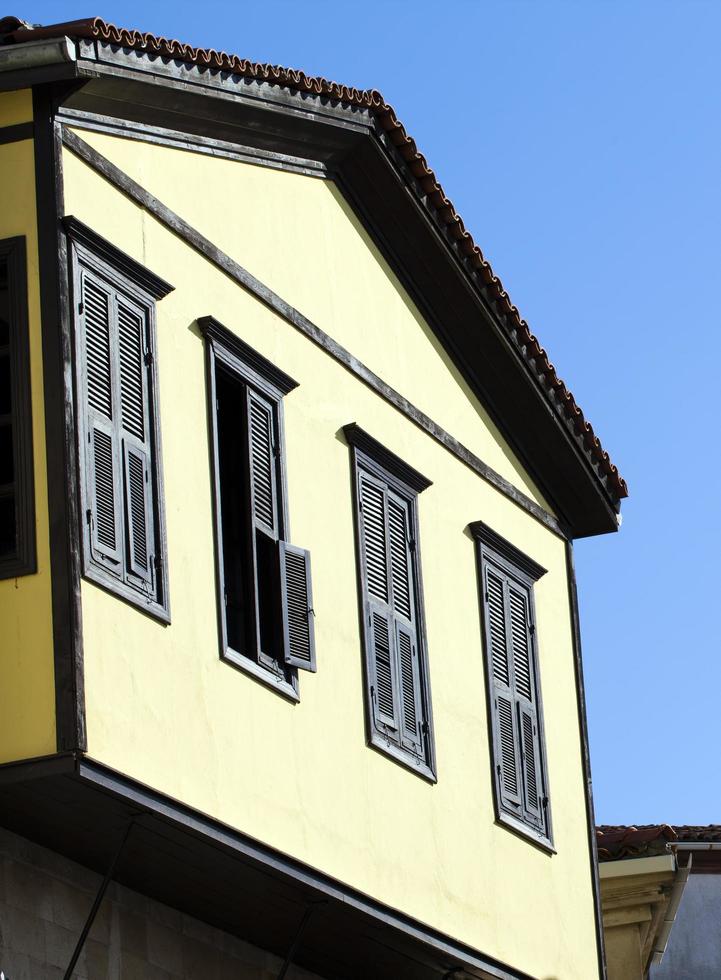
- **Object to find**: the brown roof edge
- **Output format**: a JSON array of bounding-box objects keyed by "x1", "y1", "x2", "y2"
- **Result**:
[{"x1": 5, "y1": 15, "x2": 628, "y2": 504}]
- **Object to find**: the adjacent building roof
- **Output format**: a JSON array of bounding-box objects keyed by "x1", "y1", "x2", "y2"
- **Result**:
[
  {"x1": 598, "y1": 825, "x2": 721, "y2": 861},
  {"x1": 0, "y1": 14, "x2": 628, "y2": 508}
]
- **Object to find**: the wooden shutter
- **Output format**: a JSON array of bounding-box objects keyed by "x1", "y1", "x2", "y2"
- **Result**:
[
  {"x1": 279, "y1": 541, "x2": 316, "y2": 671},
  {"x1": 358, "y1": 471, "x2": 425, "y2": 752},
  {"x1": 484, "y1": 561, "x2": 546, "y2": 830},
  {"x1": 81, "y1": 271, "x2": 122, "y2": 571},
  {"x1": 117, "y1": 298, "x2": 155, "y2": 592},
  {"x1": 79, "y1": 268, "x2": 158, "y2": 599}
]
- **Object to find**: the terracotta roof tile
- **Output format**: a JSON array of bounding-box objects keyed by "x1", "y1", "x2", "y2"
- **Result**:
[
  {"x1": 2, "y1": 15, "x2": 628, "y2": 504},
  {"x1": 596, "y1": 824, "x2": 721, "y2": 861}
]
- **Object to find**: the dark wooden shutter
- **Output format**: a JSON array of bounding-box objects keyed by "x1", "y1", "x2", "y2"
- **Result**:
[
  {"x1": 81, "y1": 271, "x2": 122, "y2": 571},
  {"x1": 79, "y1": 269, "x2": 158, "y2": 599},
  {"x1": 358, "y1": 471, "x2": 425, "y2": 752},
  {"x1": 247, "y1": 388, "x2": 277, "y2": 536},
  {"x1": 485, "y1": 565, "x2": 522, "y2": 812},
  {"x1": 117, "y1": 298, "x2": 155, "y2": 592},
  {"x1": 484, "y1": 561, "x2": 545, "y2": 830},
  {"x1": 279, "y1": 541, "x2": 316, "y2": 671}
]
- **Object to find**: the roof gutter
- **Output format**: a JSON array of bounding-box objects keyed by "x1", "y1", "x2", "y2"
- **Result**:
[
  {"x1": 0, "y1": 35, "x2": 76, "y2": 72},
  {"x1": 672, "y1": 842, "x2": 721, "y2": 851},
  {"x1": 649, "y1": 851, "x2": 692, "y2": 967}
]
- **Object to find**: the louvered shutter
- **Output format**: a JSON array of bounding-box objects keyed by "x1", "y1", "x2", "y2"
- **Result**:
[
  {"x1": 358, "y1": 471, "x2": 399, "y2": 733},
  {"x1": 81, "y1": 271, "x2": 122, "y2": 571},
  {"x1": 247, "y1": 388, "x2": 277, "y2": 537},
  {"x1": 117, "y1": 298, "x2": 155, "y2": 592},
  {"x1": 485, "y1": 565, "x2": 522, "y2": 812},
  {"x1": 508, "y1": 582, "x2": 545, "y2": 829},
  {"x1": 388, "y1": 492, "x2": 423, "y2": 755},
  {"x1": 279, "y1": 541, "x2": 316, "y2": 671}
]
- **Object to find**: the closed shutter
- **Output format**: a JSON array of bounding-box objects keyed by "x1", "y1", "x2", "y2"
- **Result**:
[
  {"x1": 79, "y1": 269, "x2": 157, "y2": 598},
  {"x1": 358, "y1": 471, "x2": 424, "y2": 753},
  {"x1": 117, "y1": 298, "x2": 155, "y2": 592},
  {"x1": 484, "y1": 561, "x2": 545, "y2": 829},
  {"x1": 279, "y1": 541, "x2": 316, "y2": 671},
  {"x1": 81, "y1": 272, "x2": 122, "y2": 571}
]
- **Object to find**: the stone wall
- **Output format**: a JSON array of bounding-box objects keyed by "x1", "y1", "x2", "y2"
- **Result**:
[{"x1": 0, "y1": 827, "x2": 323, "y2": 979}]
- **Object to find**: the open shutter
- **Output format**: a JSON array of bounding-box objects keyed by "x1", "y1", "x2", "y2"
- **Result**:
[
  {"x1": 359, "y1": 472, "x2": 399, "y2": 732},
  {"x1": 279, "y1": 541, "x2": 316, "y2": 671},
  {"x1": 485, "y1": 565, "x2": 522, "y2": 813},
  {"x1": 508, "y1": 582, "x2": 545, "y2": 829},
  {"x1": 117, "y1": 298, "x2": 155, "y2": 593},
  {"x1": 82, "y1": 272, "x2": 122, "y2": 571}
]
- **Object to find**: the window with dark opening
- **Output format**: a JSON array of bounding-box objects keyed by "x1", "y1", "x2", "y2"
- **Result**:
[
  {"x1": 0, "y1": 236, "x2": 35, "y2": 579},
  {"x1": 202, "y1": 316, "x2": 315, "y2": 697}
]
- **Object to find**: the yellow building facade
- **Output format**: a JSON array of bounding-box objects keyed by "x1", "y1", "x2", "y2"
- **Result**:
[{"x1": 0, "y1": 16, "x2": 627, "y2": 979}]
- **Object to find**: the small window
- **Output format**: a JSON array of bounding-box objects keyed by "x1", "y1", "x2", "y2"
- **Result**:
[
  {"x1": 66, "y1": 218, "x2": 172, "y2": 619},
  {"x1": 471, "y1": 521, "x2": 552, "y2": 848},
  {"x1": 344, "y1": 424, "x2": 435, "y2": 780},
  {"x1": 0, "y1": 236, "x2": 35, "y2": 579},
  {"x1": 201, "y1": 316, "x2": 315, "y2": 698}
]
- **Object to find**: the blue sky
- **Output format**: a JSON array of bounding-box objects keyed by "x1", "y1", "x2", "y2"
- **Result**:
[{"x1": 21, "y1": 1, "x2": 721, "y2": 823}]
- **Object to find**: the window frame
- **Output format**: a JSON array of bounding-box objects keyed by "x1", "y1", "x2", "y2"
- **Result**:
[
  {"x1": 200, "y1": 315, "x2": 303, "y2": 702},
  {"x1": 471, "y1": 520, "x2": 554, "y2": 851},
  {"x1": 345, "y1": 423, "x2": 436, "y2": 782},
  {"x1": 66, "y1": 217, "x2": 173, "y2": 622},
  {"x1": 0, "y1": 235, "x2": 35, "y2": 579}
]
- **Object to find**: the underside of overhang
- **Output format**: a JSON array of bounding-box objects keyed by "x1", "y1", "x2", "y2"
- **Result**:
[{"x1": 0, "y1": 755, "x2": 527, "y2": 980}]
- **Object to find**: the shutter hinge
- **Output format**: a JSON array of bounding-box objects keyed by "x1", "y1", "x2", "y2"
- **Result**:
[
  {"x1": 86, "y1": 508, "x2": 92, "y2": 526},
  {"x1": 78, "y1": 301, "x2": 84, "y2": 315},
  {"x1": 409, "y1": 538, "x2": 416, "y2": 552},
  {"x1": 144, "y1": 350, "x2": 154, "y2": 366},
  {"x1": 421, "y1": 721, "x2": 429, "y2": 735},
  {"x1": 529, "y1": 623, "x2": 536, "y2": 635}
]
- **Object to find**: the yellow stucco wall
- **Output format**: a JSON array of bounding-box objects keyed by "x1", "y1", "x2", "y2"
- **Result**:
[
  {"x1": 63, "y1": 128, "x2": 599, "y2": 978},
  {"x1": 0, "y1": 90, "x2": 56, "y2": 762}
]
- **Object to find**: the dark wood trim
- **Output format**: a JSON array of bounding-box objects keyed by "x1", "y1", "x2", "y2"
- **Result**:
[
  {"x1": 0, "y1": 235, "x2": 36, "y2": 579},
  {"x1": 0, "y1": 751, "x2": 76, "y2": 786},
  {"x1": 565, "y1": 541, "x2": 608, "y2": 980},
  {"x1": 346, "y1": 437, "x2": 437, "y2": 782},
  {"x1": 33, "y1": 84, "x2": 87, "y2": 753},
  {"x1": 474, "y1": 535, "x2": 554, "y2": 852},
  {"x1": 342, "y1": 423, "x2": 432, "y2": 494},
  {"x1": 198, "y1": 316, "x2": 298, "y2": 397},
  {"x1": 0, "y1": 121, "x2": 34, "y2": 144},
  {"x1": 468, "y1": 521, "x2": 547, "y2": 583},
  {"x1": 63, "y1": 216, "x2": 174, "y2": 299},
  {"x1": 59, "y1": 127, "x2": 567, "y2": 540},
  {"x1": 57, "y1": 108, "x2": 328, "y2": 178}
]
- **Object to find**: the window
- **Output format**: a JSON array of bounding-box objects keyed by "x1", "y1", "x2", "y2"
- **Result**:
[
  {"x1": 66, "y1": 218, "x2": 172, "y2": 619},
  {"x1": 471, "y1": 521, "x2": 552, "y2": 848},
  {"x1": 0, "y1": 236, "x2": 35, "y2": 579},
  {"x1": 345, "y1": 424, "x2": 435, "y2": 779},
  {"x1": 201, "y1": 316, "x2": 315, "y2": 697}
]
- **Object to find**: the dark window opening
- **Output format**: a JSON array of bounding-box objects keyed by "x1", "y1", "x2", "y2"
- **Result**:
[
  {"x1": 204, "y1": 317, "x2": 315, "y2": 693},
  {"x1": 0, "y1": 238, "x2": 35, "y2": 578}
]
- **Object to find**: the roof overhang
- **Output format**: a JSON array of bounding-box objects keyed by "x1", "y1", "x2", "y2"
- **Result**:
[{"x1": 0, "y1": 28, "x2": 624, "y2": 536}]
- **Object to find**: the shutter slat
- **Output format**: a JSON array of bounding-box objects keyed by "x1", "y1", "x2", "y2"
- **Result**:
[
  {"x1": 123, "y1": 442, "x2": 152, "y2": 585},
  {"x1": 487, "y1": 569, "x2": 510, "y2": 687},
  {"x1": 520, "y1": 703, "x2": 544, "y2": 828},
  {"x1": 84, "y1": 276, "x2": 113, "y2": 419},
  {"x1": 509, "y1": 586, "x2": 532, "y2": 702},
  {"x1": 248, "y1": 391, "x2": 276, "y2": 533},
  {"x1": 497, "y1": 694, "x2": 522, "y2": 808},
  {"x1": 397, "y1": 622, "x2": 423, "y2": 753},
  {"x1": 360, "y1": 476, "x2": 388, "y2": 603},
  {"x1": 90, "y1": 423, "x2": 120, "y2": 564},
  {"x1": 388, "y1": 496, "x2": 411, "y2": 620},
  {"x1": 371, "y1": 609, "x2": 397, "y2": 729},
  {"x1": 279, "y1": 541, "x2": 316, "y2": 672},
  {"x1": 117, "y1": 301, "x2": 145, "y2": 441}
]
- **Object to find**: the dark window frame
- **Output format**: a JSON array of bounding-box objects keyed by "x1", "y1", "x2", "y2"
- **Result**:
[
  {"x1": 345, "y1": 423, "x2": 436, "y2": 782},
  {"x1": 471, "y1": 520, "x2": 554, "y2": 851},
  {"x1": 66, "y1": 217, "x2": 173, "y2": 622},
  {"x1": 0, "y1": 235, "x2": 35, "y2": 579},
  {"x1": 200, "y1": 315, "x2": 310, "y2": 702}
]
